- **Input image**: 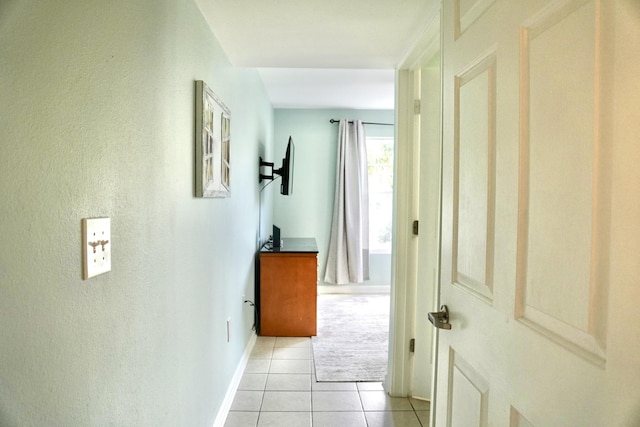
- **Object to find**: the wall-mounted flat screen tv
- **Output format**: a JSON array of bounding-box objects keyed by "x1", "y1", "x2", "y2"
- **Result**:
[
  {"x1": 280, "y1": 137, "x2": 294, "y2": 196},
  {"x1": 258, "y1": 136, "x2": 294, "y2": 196}
]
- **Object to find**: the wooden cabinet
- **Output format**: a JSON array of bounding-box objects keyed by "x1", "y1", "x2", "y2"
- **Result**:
[{"x1": 259, "y1": 238, "x2": 318, "y2": 336}]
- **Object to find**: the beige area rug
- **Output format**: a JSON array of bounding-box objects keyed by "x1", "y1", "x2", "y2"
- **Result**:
[{"x1": 312, "y1": 294, "x2": 390, "y2": 382}]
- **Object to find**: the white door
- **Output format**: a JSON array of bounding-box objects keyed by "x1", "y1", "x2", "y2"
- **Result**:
[{"x1": 433, "y1": 0, "x2": 640, "y2": 425}]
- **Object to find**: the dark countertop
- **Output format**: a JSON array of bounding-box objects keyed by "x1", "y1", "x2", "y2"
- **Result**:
[{"x1": 260, "y1": 237, "x2": 318, "y2": 254}]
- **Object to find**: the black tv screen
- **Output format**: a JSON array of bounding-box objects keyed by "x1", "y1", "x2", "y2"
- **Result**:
[{"x1": 280, "y1": 137, "x2": 294, "y2": 195}]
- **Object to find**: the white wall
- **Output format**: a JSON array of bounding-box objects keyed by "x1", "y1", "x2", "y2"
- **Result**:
[
  {"x1": 0, "y1": 0, "x2": 272, "y2": 425},
  {"x1": 273, "y1": 109, "x2": 394, "y2": 289}
]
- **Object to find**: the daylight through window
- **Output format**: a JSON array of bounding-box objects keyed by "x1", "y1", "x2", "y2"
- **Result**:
[{"x1": 367, "y1": 137, "x2": 394, "y2": 254}]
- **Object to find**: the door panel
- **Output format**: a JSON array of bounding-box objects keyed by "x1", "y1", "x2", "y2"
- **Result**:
[
  {"x1": 509, "y1": 408, "x2": 534, "y2": 427},
  {"x1": 447, "y1": 349, "x2": 489, "y2": 427},
  {"x1": 455, "y1": 0, "x2": 497, "y2": 39},
  {"x1": 434, "y1": 0, "x2": 640, "y2": 425},
  {"x1": 453, "y1": 52, "x2": 496, "y2": 303},
  {"x1": 516, "y1": 0, "x2": 606, "y2": 363}
]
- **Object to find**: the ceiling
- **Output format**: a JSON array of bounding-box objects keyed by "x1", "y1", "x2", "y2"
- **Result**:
[{"x1": 194, "y1": 0, "x2": 436, "y2": 109}]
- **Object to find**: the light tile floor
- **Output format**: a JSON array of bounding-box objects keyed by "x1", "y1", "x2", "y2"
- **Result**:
[{"x1": 224, "y1": 336, "x2": 430, "y2": 427}]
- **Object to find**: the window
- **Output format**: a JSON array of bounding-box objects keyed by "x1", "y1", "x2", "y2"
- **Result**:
[{"x1": 367, "y1": 137, "x2": 394, "y2": 254}]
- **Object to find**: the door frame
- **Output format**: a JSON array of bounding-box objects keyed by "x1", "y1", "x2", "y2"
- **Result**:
[{"x1": 387, "y1": 9, "x2": 442, "y2": 399}]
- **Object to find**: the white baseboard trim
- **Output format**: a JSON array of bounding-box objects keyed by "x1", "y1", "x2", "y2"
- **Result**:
[
  {"x1": 212, "y1": 332, "x2": 257, "y2": 427},
  {"x1": 317, "y1": 284, "x2": 390, "y2": 295}
]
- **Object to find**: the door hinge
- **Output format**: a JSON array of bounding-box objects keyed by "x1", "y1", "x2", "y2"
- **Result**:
[
  {"x1": 412, "y1": 220, "x2": 419, "y2": 235},
  {"x1": 409, "y1": 338, "x2": 415, "y2": 353},
  {"x1": 414, "y1": 99, "x2": 421, "y2": 115}
]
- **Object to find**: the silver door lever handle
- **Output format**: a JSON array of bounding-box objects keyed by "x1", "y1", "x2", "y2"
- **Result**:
[{"x1": 428, "y1": 305, "x2": 452, "y2": 330}]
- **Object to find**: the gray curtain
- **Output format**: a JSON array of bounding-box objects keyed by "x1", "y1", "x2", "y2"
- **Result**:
[{"x1": 324, "y1": 119, "x2": 370, "y2": 284}]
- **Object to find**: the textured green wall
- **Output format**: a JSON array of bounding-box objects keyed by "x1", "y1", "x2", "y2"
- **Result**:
[{"x1": 0, "y1": 0, "x2": 272, "y2": 425}]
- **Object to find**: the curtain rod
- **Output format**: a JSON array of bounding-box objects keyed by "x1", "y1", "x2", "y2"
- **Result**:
[{"x1": 329, "y1": 119, "x2": 394, "y2": 126}]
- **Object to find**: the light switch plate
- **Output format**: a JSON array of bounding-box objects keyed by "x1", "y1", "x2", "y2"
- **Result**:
[{"x1": 82, "y1": 217, "x2": 111, "y2": 279}]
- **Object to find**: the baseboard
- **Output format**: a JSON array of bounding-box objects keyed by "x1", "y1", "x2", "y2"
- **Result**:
[
  {"x1": 212, "y1": 332, "x2": 257, "y2": 427},
  {"x1": 317, "y1": 284, "x2": 390, "y2": 295}
]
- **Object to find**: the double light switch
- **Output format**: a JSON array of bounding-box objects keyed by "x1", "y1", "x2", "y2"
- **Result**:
[{"x1": 82, "y1": 217, "x2": 111, "y2": 279}]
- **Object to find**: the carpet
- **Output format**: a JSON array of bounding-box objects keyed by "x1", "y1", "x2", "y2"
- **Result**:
[{"x1": 312, "y1": 294, "x2": 390, "y2": 382}]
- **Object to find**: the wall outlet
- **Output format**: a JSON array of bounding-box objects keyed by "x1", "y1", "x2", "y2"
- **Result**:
[{"x1": 82, "y1": 217, "x2": 111, "y2": 279}]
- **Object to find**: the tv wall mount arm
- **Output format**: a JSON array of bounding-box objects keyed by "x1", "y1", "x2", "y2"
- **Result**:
[{"x1": 259, "y1": 157, "x2": 283, "y2": 182}]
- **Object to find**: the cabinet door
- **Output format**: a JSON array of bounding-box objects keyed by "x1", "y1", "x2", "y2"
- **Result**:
[{"x1": 260, "y1": 253, "x2": 317, "y2": 336}]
